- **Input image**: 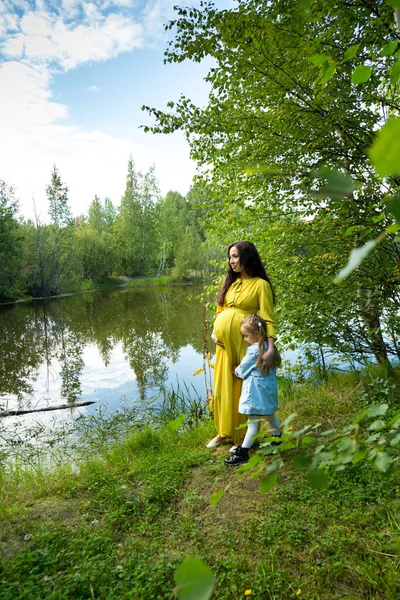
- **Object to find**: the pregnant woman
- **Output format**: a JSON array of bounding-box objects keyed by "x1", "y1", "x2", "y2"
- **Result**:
[{"x1": 207, "y1": 241, "x2": 277, "y2": 448}]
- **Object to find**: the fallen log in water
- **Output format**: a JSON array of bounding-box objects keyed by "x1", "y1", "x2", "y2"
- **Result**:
[{"x1": 0, "y1": 401, "x2": 95, "y2": 418}]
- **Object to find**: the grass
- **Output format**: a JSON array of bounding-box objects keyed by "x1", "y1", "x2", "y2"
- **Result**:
[{"x1": 0, "y1": 370, "x2": 399, "y2": 599}]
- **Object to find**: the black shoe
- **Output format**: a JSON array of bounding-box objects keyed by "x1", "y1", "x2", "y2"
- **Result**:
[{"x1": 224, "y1": 445, "x2": 249, "y2": 466}]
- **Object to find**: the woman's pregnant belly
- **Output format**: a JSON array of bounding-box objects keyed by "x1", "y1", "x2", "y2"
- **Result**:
[{"x1": 214, "y1": 309, "x2": 246, "y2": 346}]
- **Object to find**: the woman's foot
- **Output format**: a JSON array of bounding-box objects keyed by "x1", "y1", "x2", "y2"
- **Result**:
[
  {"x1": 229, "y1": 440, "x2": 244, "y2": 453},
  {"x1": 206, "y1": 435, "x2": 225, "y2": 448}
]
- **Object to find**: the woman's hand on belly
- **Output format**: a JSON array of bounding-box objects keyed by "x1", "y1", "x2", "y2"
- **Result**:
[{"x1": 212, "y1": 331, "x2": 225, "y2": 348}]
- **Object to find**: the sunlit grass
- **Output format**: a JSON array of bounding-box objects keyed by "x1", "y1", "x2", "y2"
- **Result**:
[{"x1": 0, "y1": 370, "x2": 399, "y2": 599}]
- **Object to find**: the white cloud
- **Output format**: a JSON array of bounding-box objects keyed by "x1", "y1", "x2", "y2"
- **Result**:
[
  {"x1": 0, "y1": 58, "x2": 194, "y2": 220},
  {"x1": 0, "y1": 1, "x2": 198, "y2": 219},
  {"x1": 2, "y1": 8, "x2": 144, "y2": 70}
]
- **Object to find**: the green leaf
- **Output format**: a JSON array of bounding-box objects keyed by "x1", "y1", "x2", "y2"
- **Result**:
[
  {"x1": 168, "y1": 413, "x2": 186, "y2": 431},
  {"x1": 352, "y1": 444, "x2": 369, "y2": 464},
  {"x1": 174, "y1": 557, "x2": 216, "y2": 600},
  {"x1": 260, "y1": 472, "x2": 277, "y2": 493},
  {"x1": 373, "y1": 452, "x2": 393, "y2": 473},
  {"x1": 320, "y1": 60, "x2": 337, "y2": 87},
  {"x1": 210, "y1": 489, "x2": 225, "y2": 508},
  {"x1": 306, "y1": 468, "x2": 329, "y2": 489},
  {"x1": 390, "y1": 433, "x2": 400, "y2": 447},
  {"x1": 351, "y1": 65, "x2": 372, "y2": 84},
  {"x1": 309, "y1": 53, "x2": 332, "y2": 66},
  {"x1": 385, "y1": 196, "x2": 400, "y2": 223},
  {"x1": 267, "y1": 457, "x2": 284, "y2": 473},
  {"x1": 380, "y1": 40, "x2": 398, "y2": 56},
  {"x1": 367, "y1": 419, "x2": 385, "y2": 431},
  {"x1": 335, "y1": 449, "x2": 354, "y2": 465},
  {"x1": 389, "y1": 61, "x2": 400, "y2": 85},
  {"x1": 282, "y1": 413, "x2": 297, "y2": 432},
  {"x1": 387, "y1": 0, "x2": 400, "y2": 8},
  {"x1": 237, "y1": 453, "x2": 264, "y2": 472},
  {"x1": 372, "y1": 212, "x2": 385, "y2": 223},
  {"x1": 344, "y1": 225, "x2": 359, "y2": 236},
  {"x1": 387, "y1": 222, "x2": 400, "y2": 233},
  {"x1": 367, "y1": 403, "x2": 389, "y2": 418},
  {"x1": 343, "y1": 44, "x2": 360, "y2": 61},
  {"x1": 292, "y1": 451, "x2": 310, "y2": 470},
  {"x1": 319, "y1": 429, "x2": 336, "y2": 436},
  {"x1": 369, "y1": 117, "x2": 400, "y2": 177},
  {"x1": 334, "y1": 240, "x2": 376, "y2": 283},
  {"x1": 276, "y1": 441, "x2": 296, "y2": 452},
  {"x1": 314, "y1": 167, "x2": 353, "y2": 198},
  {"x1": 301, "y1": 435, "x2": 316, "y2": 447},
  {"x1": 336, "y1": 438, "x2": 353, "y2": 451}
]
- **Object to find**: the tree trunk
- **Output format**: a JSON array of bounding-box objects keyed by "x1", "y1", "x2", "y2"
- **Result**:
[{"x1": 358, "y1": 284, "x2": 391, "y2": 365}]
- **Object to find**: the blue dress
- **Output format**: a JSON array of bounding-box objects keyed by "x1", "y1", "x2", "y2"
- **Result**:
[{"x1": 234, "y1": 342, "x2": 278, "y2": 416}]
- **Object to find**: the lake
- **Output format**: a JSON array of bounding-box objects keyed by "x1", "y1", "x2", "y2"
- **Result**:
[{"x1": 0, "y1": 285, "x2": 212, "y2": 446}]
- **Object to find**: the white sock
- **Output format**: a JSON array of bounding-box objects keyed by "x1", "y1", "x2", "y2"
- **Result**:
[{"x1": 242, "y1": 416, "x2": 259, "y2": 449}]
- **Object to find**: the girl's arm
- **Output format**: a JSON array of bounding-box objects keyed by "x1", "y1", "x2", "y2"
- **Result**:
[{"x1": 234, "y1": 346, "x2": 258, "y2": 380}]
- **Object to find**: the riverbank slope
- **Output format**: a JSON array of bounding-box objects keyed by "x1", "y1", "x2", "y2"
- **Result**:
[{"x1": 0, "y1": 370, "x2": 399, "y2": 599}]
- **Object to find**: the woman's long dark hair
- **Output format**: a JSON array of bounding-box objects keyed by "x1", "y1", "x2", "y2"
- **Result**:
[{"x1": 217, "y1": 241, "x2": 276, "y2": 306}]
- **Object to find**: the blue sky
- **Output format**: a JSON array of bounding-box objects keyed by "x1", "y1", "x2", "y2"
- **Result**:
[{"x1": 0, "y1": 0, "x2": 231, "y2": 220}]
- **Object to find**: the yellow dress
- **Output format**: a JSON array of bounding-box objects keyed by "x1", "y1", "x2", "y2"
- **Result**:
[{"x1": 212, "y1": 277, "x2": 276, "y2": 444}]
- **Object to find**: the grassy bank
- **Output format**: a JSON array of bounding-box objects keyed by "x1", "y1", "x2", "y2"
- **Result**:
[
  {"x1": 125, "y1": 275, "x2": 201, "y2": 288},
  {"x1": 0, "y1": 371, "x2": 399, "y2": 599}
]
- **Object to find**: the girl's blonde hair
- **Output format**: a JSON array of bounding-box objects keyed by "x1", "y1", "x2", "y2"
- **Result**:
[{"x1": 241, "y1": 314, "x2": 282, "y2": 371}]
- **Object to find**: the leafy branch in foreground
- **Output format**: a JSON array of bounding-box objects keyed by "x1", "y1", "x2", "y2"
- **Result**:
[{"x1": 220, "y1": 402, "x2": 400, "y2": 497}]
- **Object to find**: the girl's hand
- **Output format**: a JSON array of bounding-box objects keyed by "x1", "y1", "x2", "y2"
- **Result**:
[
  {"x1": 260, "y1": 349, "x2": 274, "y2": 376},
  {"x1": 211, "y1": 331, "x2": 225, "y2": 348}
]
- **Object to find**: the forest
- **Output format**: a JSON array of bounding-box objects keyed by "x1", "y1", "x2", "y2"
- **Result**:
[
  {"x1": 0, "y1": 159, "x2": 215, "y2": 302},
  {"x1": 1, "y1": 1, "x2": 400, "y2": 599}
]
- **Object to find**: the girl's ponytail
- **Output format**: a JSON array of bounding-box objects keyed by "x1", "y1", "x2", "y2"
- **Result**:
[{"x1": 241, "y1": 314, "x2": 282, "y2": 371}]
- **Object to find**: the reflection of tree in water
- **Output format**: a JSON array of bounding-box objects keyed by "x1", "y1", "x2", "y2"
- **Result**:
[
  {"x1": 0, "y1": 304, "x2": 43, "y2": 405},
  {"x1": 0, "y1": 285, "x2": 206, "y2": 406},
  {"x1": 123, "y1": 331, "x2": 169, "y2": 402},
  {"x1": 54, "y1": 301, "x2": 84, "y2": 403}
]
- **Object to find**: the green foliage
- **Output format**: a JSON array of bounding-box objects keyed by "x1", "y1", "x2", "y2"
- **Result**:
[
  {"x1": 114, "y1": 158, "x2": 160, "y2": 276},
  {"x1": 0, "y1": 181, "x2": 21, "y2": 301},
  {"x1": 369, "y1": 117, "x2": 400, "y2": 177},
  {"x1": 174, "y1": 557, "x2": 215, "y2": 600},
  {"x1": 144, "y1": 0, "x2": 400, "y2": 366},
  {"x1": 245, "y1": 397, "x2": 400, "y2": 492}
]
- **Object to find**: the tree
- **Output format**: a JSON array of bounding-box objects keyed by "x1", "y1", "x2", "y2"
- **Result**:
[
  {"x1": 115, "y1": 157, "x2": 144, "y2": 275},
  {"x1": 144, "y1": 0, "x2": 400, "y2": 364},
  {"x1": 47, "y1": 165, "x2": 72, "y2": 228},
  {"x1": 115, "y1": 158, "x2": 161, "y2": 276},
  {"x1": 46, "y1": 166, "x2": 74, "y2": 294},
  {"x1": 88, "y1": 195, "x2": 106, "y2": 233},
  {"x1": 0, "y1": 180, "x2": 21, "y2": 301}
]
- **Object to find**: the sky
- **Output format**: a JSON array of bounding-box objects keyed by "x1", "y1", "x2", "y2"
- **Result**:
[{"x1": 0, "y1": 0, "x2": 231, "y2": 221}]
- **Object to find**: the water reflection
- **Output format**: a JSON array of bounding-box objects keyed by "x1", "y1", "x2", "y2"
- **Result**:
[{"x1": 0, "y1": 285, "x2": 207, "y2": 412}]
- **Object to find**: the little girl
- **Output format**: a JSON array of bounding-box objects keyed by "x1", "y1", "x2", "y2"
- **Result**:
[{"x1": 224, "y1": 314, "x2": 282, "y2": 466}]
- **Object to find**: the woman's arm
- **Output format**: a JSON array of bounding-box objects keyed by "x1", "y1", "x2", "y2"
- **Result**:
[
  {"x1": 258, "y1": 280, "x2": 277, "y2": 375},
  {"x1": 211, "y1": 331, "x2": 225, "y2": 348},
  {"x1": 258, "y1": 280, "x2": 277, "y2": 339}
]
